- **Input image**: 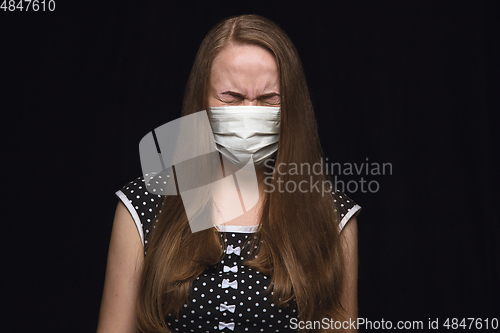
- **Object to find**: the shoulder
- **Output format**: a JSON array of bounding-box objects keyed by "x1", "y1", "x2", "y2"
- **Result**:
[
  {"x1": 332, "y1": 189, "x2": 361, "y2": 232},
  {"x1": 115, "y1": 176, "x2": 164, "y2": 247}
]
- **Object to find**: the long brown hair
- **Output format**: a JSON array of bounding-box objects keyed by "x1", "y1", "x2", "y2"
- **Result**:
[{"x1": 137, "y1": 14, "x2": 346, "y2": 332}]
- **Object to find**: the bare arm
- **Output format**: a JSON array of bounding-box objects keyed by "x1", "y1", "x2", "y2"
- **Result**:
[
  {"x1": 97, "y1": 202, "x2": 143, "y2": 333},
  {"x1": 340, "y1": 216, "x2": 358, "y2": 333}
]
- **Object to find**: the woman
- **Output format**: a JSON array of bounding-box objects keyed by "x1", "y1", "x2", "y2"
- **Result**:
[{"x1": 98, "y1": 14, "x2": 360, "y2": 333}]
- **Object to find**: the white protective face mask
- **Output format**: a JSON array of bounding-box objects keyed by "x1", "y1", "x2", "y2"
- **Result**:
[{"x1": 209, "y1": 106, "x2": 280, "y2": 169}]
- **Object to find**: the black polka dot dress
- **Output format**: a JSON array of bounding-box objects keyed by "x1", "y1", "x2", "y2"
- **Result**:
[{"x1": 115, "y1": 177, "x2": 361, "y2": 332}]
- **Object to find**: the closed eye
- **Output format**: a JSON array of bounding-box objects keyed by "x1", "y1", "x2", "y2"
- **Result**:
[
  {"x1": 219, "y1": 91, "x2": 280, "y2": 105},
  {"x1": 258, "y1": 93, "x2": 280, "y2": 105},
  {"x1": 219, "y1": 91, "x2": 245, "y2": 103}
]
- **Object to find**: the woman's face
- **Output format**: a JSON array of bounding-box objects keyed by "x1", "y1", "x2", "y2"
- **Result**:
[{"x1": 208, "y1": 43, "x2": 280, "y2": 107}]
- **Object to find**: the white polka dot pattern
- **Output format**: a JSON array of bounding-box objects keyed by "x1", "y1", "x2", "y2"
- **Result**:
[{"x1": 165, "y1": 233, "x2": 298, "y2": 332}]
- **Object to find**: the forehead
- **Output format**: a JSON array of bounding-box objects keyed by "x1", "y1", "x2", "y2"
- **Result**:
[{"x1": 210, "y1": 44, "x2": 280, "y2": 93}]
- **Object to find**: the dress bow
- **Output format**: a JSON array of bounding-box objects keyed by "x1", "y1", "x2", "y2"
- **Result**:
[
  {"x1": 219, "y1": 303, "x2": 236, "y2": 313},
  {"x1": 223, "y1": 265, "x2": 238, "y2": 273},
  {"x1": 221, "y1": 279, "x2": 238, "y2": 289},
  {"x1": 218, "y1": 321, "x2": 235, "y2": 331},
  {"x1": 226, "y1": 245, "x2": 241, "y2": 255}
]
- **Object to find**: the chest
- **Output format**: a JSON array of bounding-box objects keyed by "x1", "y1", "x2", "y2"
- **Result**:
[{"x1": 165, "y1": 232, "x2": 298, "y2": 333}]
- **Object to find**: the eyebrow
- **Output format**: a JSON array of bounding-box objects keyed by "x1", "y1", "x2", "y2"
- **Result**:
[{"x1": 220, "y1": 91, "x2": 280, "y2": 99}]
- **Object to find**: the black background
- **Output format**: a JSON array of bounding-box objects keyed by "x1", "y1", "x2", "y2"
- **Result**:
[{"x1": 2, "y1": 1, "x2": 499, "y2": 332}]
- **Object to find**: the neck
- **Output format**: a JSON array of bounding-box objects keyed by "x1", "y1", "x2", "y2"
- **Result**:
[{"x1": 212, "y1": 158, "x2": 269, "y2": 226}]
